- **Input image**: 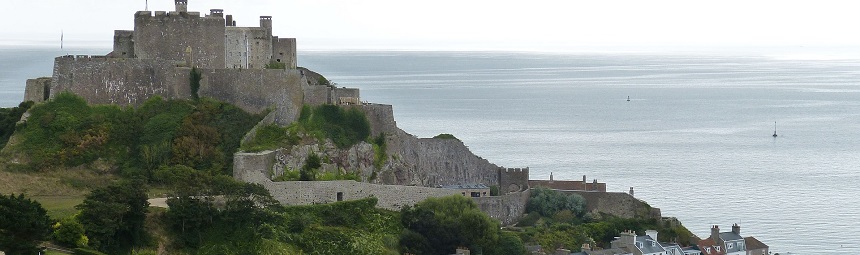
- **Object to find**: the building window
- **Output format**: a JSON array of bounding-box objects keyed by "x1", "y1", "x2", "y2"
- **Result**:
[
  {"x1": 738, "y1": 242, "x2": 744, "y2": 249},
  {"x1": 336, "y1": 192, "x2": 343, "y2": 201},
  {"x1": 470, "y1": 192, "x2": 480, "y2": 197},
  {"x1": 727, "y1": 243, "x2": 733, "y2": 249}
]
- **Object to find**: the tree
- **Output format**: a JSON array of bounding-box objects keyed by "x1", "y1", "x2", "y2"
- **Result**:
[
  {"x1": 400, "y1": 195, "x2": 506, "y2": 255},
  {"x1": 0, "y1": 193, "x2": 53, "y2": 255},
  {"x1": 76, "y1": 180, "x2": 149, "y2": 253},
  {"x1": 300, "y1": 153, "x2": 321, "y2": 181},
  {"x1": 527, "y1": 187, "x2": 586, "y2": 218}
]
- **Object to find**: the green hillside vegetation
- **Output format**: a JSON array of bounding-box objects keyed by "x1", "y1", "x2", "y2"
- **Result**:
[
  {"x1": 4, "y1": 92, "x2": 263, "y2": 177},
  {"x1": 242, "y1": 104, "x2": 370, "y2": 152},
  {"x1": 0, "y1": 101, "x2": 34, "y2": 149}
]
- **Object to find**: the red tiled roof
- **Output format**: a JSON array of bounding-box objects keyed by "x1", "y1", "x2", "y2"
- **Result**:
[{"x1": 697, "y1": 239, "x2": 725, "y2": 255}]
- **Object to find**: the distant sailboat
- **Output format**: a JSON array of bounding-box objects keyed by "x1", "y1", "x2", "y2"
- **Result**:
[
  {"x1": 60, "y1": 30, "x2": 64, "y2": 49},
  {"x1": 772, "y1": 121, "x2": 778, "y2": 137},
  {"x1": 627, "y1": 96, "x2": 630, "y2": 102}
]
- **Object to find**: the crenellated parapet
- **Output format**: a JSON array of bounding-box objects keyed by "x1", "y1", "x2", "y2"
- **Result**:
[{"x1": 498, "y1": 167, "x2": 530, "y2": 193}]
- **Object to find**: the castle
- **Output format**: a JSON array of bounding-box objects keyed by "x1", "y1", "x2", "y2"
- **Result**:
[{"x1": 24, "y1": 0, "x2": 321, "y2": 124}]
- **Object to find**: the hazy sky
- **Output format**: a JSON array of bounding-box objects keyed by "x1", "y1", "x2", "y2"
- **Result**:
[{"x1": 3, "y1": 0, "x2": 860, "y2": 53}]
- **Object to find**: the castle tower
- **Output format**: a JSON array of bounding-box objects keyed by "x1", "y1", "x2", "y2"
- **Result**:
[
  {"x1": 260, "y1": 16, "x2": 273, "y2": 36},
  {"x1": 209, "y1": 9, "x2": 224, "y2": 17},
  {"x1": 175, "y1": 0, "x2": 188, "y2": 13}
]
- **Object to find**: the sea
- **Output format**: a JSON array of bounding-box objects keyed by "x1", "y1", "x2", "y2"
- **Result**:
[{"x1": 3, "y1": 47, "x2": 859, "y2": 254}]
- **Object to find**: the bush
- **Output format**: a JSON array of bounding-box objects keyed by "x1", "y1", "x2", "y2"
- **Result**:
[
  {"x1": 433, "y1": 133, "x2": 459, "y2": 141},
  {"x1": 53, "y1": 216, "x2": 88, "y2": 248},
  {"x1": 527, "y1": 187, "x2": 586, "y2": 218}
]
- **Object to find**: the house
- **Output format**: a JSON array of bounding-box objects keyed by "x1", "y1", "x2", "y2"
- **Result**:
[
  {"x1": 716, "y1": 224, "x2": 745, "y2": 255},
  {"x1": 441, "y1": 184, "x2": 490, "y2": 197},
  {"x1": 743, "y1": 237, "x2": 768, "y2": 255},
  {"x1": 697, "y1": 238, "x2": 724, "y2": 255},
  {"x1": 607, "y1": 230, "x2": 666, "y2": 255}
]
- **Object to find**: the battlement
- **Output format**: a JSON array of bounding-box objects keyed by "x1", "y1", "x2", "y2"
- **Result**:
[
  {"x1": 498, "y1": 167, "x2": 529, "y2": 193},
  {"x1": 500, "y1": 167, "x2": 529, "y2": 173},
  {"x1": 58, "y1": 55, "x2": 111, "y2": 61},
  {"x1": 135, "y1": 10, "x2": 206, "y2": 19}
]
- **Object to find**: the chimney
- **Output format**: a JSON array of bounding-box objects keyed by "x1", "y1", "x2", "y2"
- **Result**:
[
  {"x1": 629, "y1": 187, "x2": 634, "y2": 197},
  {"x1": 621, "y1": 230, "x2": 636, "y2": 247},
  {"x1": 645, "y1": 230, "x2": 658, "y2": 242},
  {"x1": 225, "y1": 15, "x2": 233, "y2": 26},
  {"x1": 582, "y1": 175, "x2": 586, "y2": 183},
  {"x1": 710, "y1": 225, "x2": 720, "y2": 242},
  {"x1": 581, "y1": 243, "x2": 591, "y2": 251},
  {"x1": 732, "y1": 223, "x2": 740, "y2": 235},
  {"x1": 550, "y1": 172, "x2": 554, "y2": 181}
]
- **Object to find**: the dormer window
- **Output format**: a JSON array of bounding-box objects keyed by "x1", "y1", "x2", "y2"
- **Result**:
[
  {"x1": 636, "y1": 242, "x2": 642, "y2": 248},
  {"x1": 738, "y1": 242, "x2": 744, "y2": 249},
  {"x1": 715, "y1": 245, "x2": 721, "y2": 252},
  {"x1": 705, "y1": 247, "x2": 710, "y2": 253},
  {"x1": 727, "y1": 242, "x2": 733, "y2": 249}
]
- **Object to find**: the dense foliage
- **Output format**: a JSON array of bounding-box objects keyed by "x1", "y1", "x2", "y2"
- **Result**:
[
  {"x1": 527, "y1": 187, "x2": 586, "y2": 218},
  {"x1": 243, "y1": 104, "x2": 371, "y2": 151},
  {"x1": 9, "y1": 93, "x2": 263, "y2": 177},
  {"x1": 0, "y1": 101, "x2": 33, "y2": 149},
  {"x1": 0, "y1": 193, "x2": 53, "y2": 255},
  {"x1": 76, "y1": 180, "x2": 149, "y2": 254},
  {"x1": 400, "y1": 195, "x2": 525, "y2": 255}
]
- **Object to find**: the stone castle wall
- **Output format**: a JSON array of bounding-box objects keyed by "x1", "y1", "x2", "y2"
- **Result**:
[
  {"x1": 24, "y1": 78, "x2": 51, "y2": 103},
  {"x1": 134, "y1": 11, "x2": 226, "y2": 68},
  {"x1": 198, "y1": 68, "x2": 304, "y2": 124},
  {"x1": 50, "y1": 55, "x2": 191, "y2": 105},
  {"x1": 529, "y1": 179, "x2": 607, "y2": 192},
  {"x1": 234, "y1": 150, "x2": 529, "y2": 223},
  {"x1": 473, "y1": 190, "x2": 530, "y2": 226}
]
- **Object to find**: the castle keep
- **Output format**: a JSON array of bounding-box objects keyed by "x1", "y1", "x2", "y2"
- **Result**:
[{"x1": 27, "y1": 0, "x2": 306, "y2": 124}]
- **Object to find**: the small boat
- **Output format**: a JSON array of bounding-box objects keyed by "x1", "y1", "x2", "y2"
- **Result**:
[
  {"x1": 772, "y1": 121, "x2": 778, "y2": 137},
  {"x1": 627, "y1": 96, "x2": 630, "y2": 102}
]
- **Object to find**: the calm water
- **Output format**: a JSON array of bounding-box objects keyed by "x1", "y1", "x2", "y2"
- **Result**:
[{"x1": 3, "y1": 48, "x2": 859, "y2": 254}]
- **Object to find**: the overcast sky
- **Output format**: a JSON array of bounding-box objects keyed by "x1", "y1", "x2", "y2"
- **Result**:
[{"x1": 3, "y1": 0, "x2": 860, "y2": 54}]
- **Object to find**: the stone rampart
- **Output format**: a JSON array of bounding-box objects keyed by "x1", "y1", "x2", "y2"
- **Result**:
[
  {"x1": 473, "y1": 190, "x2": 530, "y2": 226},
  {"x1": 235, "y1": 150, "x2": 529, "y2": 222},
  {"x1": 24, "y1": 78, "x2": 51, "y2": 103},
  {"x1": 529, "y1": 179, "x2": 606, "y2": 192},
  {"x1": 302, "y1": 85, "x2": 331, "y2": 105},
  {"x1": 360, "y1": 104, "x2": 398, "y2": 137},
  {"x1": 559, "y1": 190, "x2": 661, "y2": 219},
  {"x1": 50, "y1": 56, "x2": 191, "y2": 105},
  {"x1": 198, "y1": 68, "x2": 304, "y2": 124},
  {"x1": 234, "y1": 150, "x2": 461, "y2": 210}
]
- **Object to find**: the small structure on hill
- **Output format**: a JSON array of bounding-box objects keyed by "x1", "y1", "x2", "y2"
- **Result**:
[{"x1": 442, "y1": 184, "x2": 490, "y2": 197}]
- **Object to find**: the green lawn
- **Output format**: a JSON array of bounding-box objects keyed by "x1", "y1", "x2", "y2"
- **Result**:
[{"x1": 32, "y1": 196, "x2": 85, "y2": 220}]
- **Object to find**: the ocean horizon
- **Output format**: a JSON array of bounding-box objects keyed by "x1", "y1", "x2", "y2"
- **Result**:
[{"x1": 3, "y1": 46, "x2": 859, "y2": 254}]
